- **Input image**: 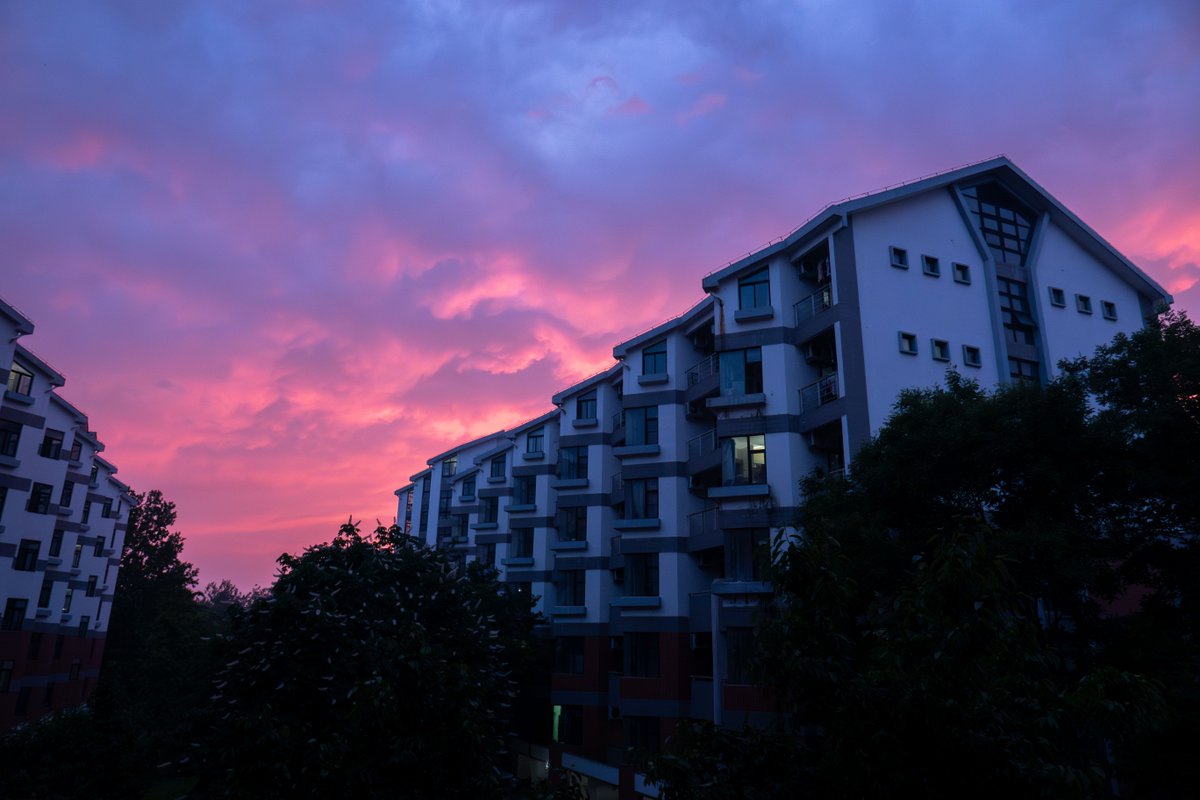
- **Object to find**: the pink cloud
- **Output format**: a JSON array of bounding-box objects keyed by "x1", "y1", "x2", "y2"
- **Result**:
[{"x1": 677, "y1": 92, "x2": 727, "y2": 123}]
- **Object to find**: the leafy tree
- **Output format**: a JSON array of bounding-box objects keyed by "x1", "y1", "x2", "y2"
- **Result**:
[{"x1": 196, "y1": 521, "x2": 540, "y2": 799}]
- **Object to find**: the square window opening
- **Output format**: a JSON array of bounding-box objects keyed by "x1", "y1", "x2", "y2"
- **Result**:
[
  {"x1": 898, "y1": 332, "x2": 918, "y2": 355},
  {"x1": 952, "y1": 263, "x2": 971, "y2": 284},
  {"x1": 922, "y1": 255, "x2": 940, "y2": 277},
  {"x1": 889, "y1": 246, "x2": 909, "y2": 269}
]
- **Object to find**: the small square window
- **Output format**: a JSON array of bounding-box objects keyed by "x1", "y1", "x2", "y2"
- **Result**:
[
  {"x1": 1049, "y1": 287, "x2": 1066, "y2": 307},
  {"x1": 1101, "y1": 301, "x2": 1117, "y2": 321},
  {"x1": 931, "y1": 339, "x2": 950, "y2": 362},
  {"x1": 1075, "y1": 294, "x2": 1093, "y2": 314},
  {"x1": 952, "y1": 263, "x2": 971, "y2": 284},
  {"x1": 898, "y1": 332, "x2": 918, "y2": 355},
  {"x1": 963, "y1": 345, "x2": 982, "y2": 368},
  {"x1": 922, "y1": 255, "x2": 940, "y2": 277},
  {"x1": 890, "y1": 246, "x2": 909, "y2": 270}
]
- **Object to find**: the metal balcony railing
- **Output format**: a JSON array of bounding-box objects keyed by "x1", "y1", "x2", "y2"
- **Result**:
[
  {"x1": 687, "y1": 428, "x2": 718, "y2": 461},
  {"x1": 686, "y1": 353, "x2": 718, "y2": 388},
  {"x1": 793, "y1": 283, "x2": 833, "y2": 325},
  {"x1": 799, "y1": 373, "x2": 839, "y2": 413},
  {"x1": 689, "y1": 507, "x2": 719, "y2": 539}
]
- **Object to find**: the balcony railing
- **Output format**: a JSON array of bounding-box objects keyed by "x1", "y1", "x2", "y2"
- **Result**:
[
  {"x1": 611, "y1": 472, "x2": 623, "y2": 504},
  {"x1": 686, "y1": 353, "x2": 718, "y2": 388},
  {"x1": 689, "y1": 507, "x2": 719, "y2": 539},
  {"x1": 687, "y1": 428, "x2": 718, "y2": 461},
  {"x1": 612, "y1": 410, "x2": 624, "y2": 433},
  {"x1": 793, "y1": 284, "x2": 832, "y2": 325},
  {"x1": 799, "y1": 373, "x2": 839, "y2": 413}
]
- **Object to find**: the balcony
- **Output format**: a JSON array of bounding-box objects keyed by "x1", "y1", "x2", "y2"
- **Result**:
[
  {"x1": 799, "y1": 374, "x2": 839, "y2": 414},
  {"x1": 688, "y1": 508, "x2": 722, "y2": 551},
  {"x1": 684, "y1": 353, "x2": 719, "y2": 402},
  {"x1": 610, "y1": 473, "x2": 623, "y2": 506},
  {"x1": 793, "y1": 284, "x2": 832, "y2": 325},
  {"x1": 686, "y1": 428, "x2": 717, "y2": 461},
  {"x1": 611, "y1": 411, "x2": 625, "y2": 444}
]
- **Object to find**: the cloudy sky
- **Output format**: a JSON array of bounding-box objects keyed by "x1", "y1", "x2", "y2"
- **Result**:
[{"x1": 3, "y1": 0, "x2": 1197, "y2": 589}]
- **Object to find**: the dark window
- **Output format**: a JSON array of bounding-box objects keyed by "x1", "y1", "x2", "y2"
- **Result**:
[
  {"x1": 93, "y1": 538, "x2": 104, "y2": 557},
  {"x1": 1, "y1": 660, "x2": 14, "y2": 692},
  {"x1": 38, "y1": 578, "x2": 53, "y2": 608},
  {"x1": 449, "y1": 513, "x2": 468, "y2": 541},
  {"x1": 1075, "y1": 294, "x2": 1093, "y2": 314},
  {"x1": 461, "y1": 475, "x2": 476, "y2": 499},
  {"x1": 998, "y1": 278, "x2": 1036, "y2": 345},
  {"x1": 961, "y1": 183, "x2": 1034, "y2": 265},
  {"x1": 43, "y1": 682, "x2": 54, "y2": 708},
  {"x1": 1102, "y1": 300, "x2": 1118, "y2": 320},
  {"x1": 963, "y1": 345, "x2": 983, "y2": 368},
  {"x1": 624, "y1": 716, "x2": 660, "y2": 755},
  {"x1": 558, "y1": 446, "x2": 589, "y2": 481},
  {"x1": 721, "y1": 435, "x2": 766, "y2": 486},
  {"x1": 438, "y1": 488, "x2": 452, "y2": 514},
  {"x1": 738, "y1": 267, "x2": 770, "y2": 309},
  {"x1": 513, "y1": 476, "x2": 536, "y2": 506},
  {"x1": 441, "y1": 456, "x2": 457, "y2": 478},
  {"x1": 512, "y1": 529, "x2": 534, "y2": 559},
  {"x1": 78, "y1": 616, "x2": 90, "y2": 638},
  {"x1": 490, "y1": 455, "x2": 505, "y2": 479},
  {"x1": 101, "y1": 499, "x2": 112, "y2": 518},
  {"x1": 39, "y1": 429, "x2": 64, "y2": 459},
  {"x1": 1009, "y1": 357, "x2": 1040, "y2": 384},
  {"x1": 54, "y1": 634, "x2": 64, "y2": 659},
  {"x1": 642, "y1": 341, "x2": 667, "y2": 376},
  {"x1": 557, "y1": 506, "x2": 588, "y2": 541},
  {"x1": 623, "y1": 478, "x2": 659, "y2": 519},
  {"x1": 690, "y1": 633, "x2": 713, "y2": 677},
  {"x1": 477, "y1": 543, "x2": 496, "y2": 567},
  {"x1": 480, "y1": 496, "x2": 498, "y2": 524},
  {"x1": 0, "y1": 421, "x2": 19, "y2": 459},
  {"x1": 27, "y1": 632, "x2": 42, "y2": 661},
  {"x1": 60, "y1": 481, "x2": 74, "y2": 508},
  {"x1": 577, "y1": 391, "x2": 597, "y2": 420},
  {"x1": 27, "y1": 482, "x2": 53, "y2": 514},
  {"x1": 554, "y1": 704, "x2": 584, "y2": 746},
  {"x1": 69, "y1": 439, "x2": 82, "y2": 462},
  {"x1": 725, "y1": 529, "x2": 770, "y2": 582},
  {"x1": 953, "y1": 263, "x2": 971, "y2": 284},
  {"x1": 72, "y1": 543, "x2": 83, "y2": 569},
  {"x1": 419, "y1": 476, "x2": 431, "y2": 534},
  {"x1": 0, "y1": 486, "x2": 6, "y2": 517},
  {"x1": 81, "y1": 500, "x2": 91, "y2": 524},
  {"x1": 921, "y1": 255, "x2": 940, "y2": 277},
  {"x1": 1048, "y1": 287, "x2": 1066, "y2": 307},
  {"x1": 6, "y1": 363, "x2": 33, "y2": 395},
  {"x1": 89, "y1": 464, "x2": 98, "y2": 484},
  {"x1": 718, "y1": 348, "x2": 763, "y2": 396},
  {"x1": 69, "y1": 659, "x2": 81, "y2": 681},
  {"x1": 554, "y1": 637, "x2": 585, "y2": 674},
  {"x1": 2, "y1": 598, "x2": 28, "y2": 631},
  {"x1": 626, "y1": 554, "x2": 660, "y2": 597},
  {"x1": 931, "y1": 339, "x2": 951, "y2": 362},
  {"x1": 62, "y1": 588, "x2": 73, "y2": 614},
  {"x1": 527, "y1": 427, "x2": 544, "y2": 454},
  {"x1": 726, "y1": 627, "x2": 756, "y2": 684},
  {"x1": 86, "y1": 576, "x2": 98, "y2": 597},
  {"x1": 626, "y1": 632, "x2": 660, "y2": 678},
  {"x1": 15, "y1": 539, "x2": 39, "y2": 571},
  {"x1": 556, "y1": 570, "x2": 585, "y2": 606},
  {"x1": 624, "y1": 406, "x2": 658, "y2": 446},
  {"x1": 889, "y1": 246, "x2": 909, "y2": 269},
  {"x1": 49, "y1": 530, "x2": 63, "y2": 557}
]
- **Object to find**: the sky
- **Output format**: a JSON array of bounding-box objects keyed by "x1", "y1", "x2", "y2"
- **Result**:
[{"x1": 2, "y1": 0, "x2": 1198, "y2": 590}]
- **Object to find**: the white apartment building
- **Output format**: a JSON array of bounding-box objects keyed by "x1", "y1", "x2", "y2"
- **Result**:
[
  {"x1": 1, "y1": 296, "x2": 133, "y2": 730},
  {"x1": 394, "y1": 157, "x2": 1171, "y2": 799}
]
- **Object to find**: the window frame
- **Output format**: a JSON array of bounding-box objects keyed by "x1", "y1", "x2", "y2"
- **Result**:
[
  {"x1": 624, "y1": 405, "x2": 659, "y2": 446},
  {"x1": 479, "y1": 495, "x2": 499, "y2": 524},
  {"x1": 558, "y1": 445, "x2": 589, "y2": 481},
  {"x1": 6, "y1": 363, "x2": 33, "y2": 396},
  {"x1": 721, "y1": 434, "x2": 767, "y2": 486},
  {"x1": 557, "y1": 506, "x2": 588, "y2": 541},
  {"x1": 0, "y1": 421, "x2": 21, "y2": 458},
  {"x1": 1075, "y1": 294, "x2": 1093, "y2": 315},
  {"x1": 963, "y1": 345, "x2": 983, "y2": 368},
  {"x1": 27, "y1": 482, "x2": 53, "y2": 514},
  {"x1": 718, "y1": 348, "x2": 764, "y2": 396},
  {"x1": 898, "y1": 331, "x2": 918, "y2": 355},
  {"x1": 931, "y1": 338, "x2": 951, "y2": 362},
  {"x1": 513, "y1": 475, "x2": 537, "y2": 506},
  {"x1": 889, "y1": 246, "x2": 909, "y2": 269},
  {"x1": 642, "y1": 340, "x2": 667, "y2": 376},
  {"x1": 623, "y1": 477, "x2": 659, "y2": 520},
  {"x1": 15, "y1": 539, "x2": 39, "y2": 571},
  {"x1": 737, "y1": 267, "x2": 771, "y2": 310},
  {"x1": 526, "y1": 427, "x2": 545, "y2": 454},
  {"x1": 952, "y1": 262, "x2": 971, "y2": 284},
  {"x1": 576, "y1": 391, "x2": 597, "y2": 421},
  {"x1": 921, "y1": 254, "x2": 941, "y2": 277},
  {"x1": 625, "y1": 553, "x2": 660, "y2": 597},
  {"x1": 1048, "y1": 287, "x2": 1066, "y2": 307},
  {"x1": 1101, "y1": 300, "x2": 1118, "y2": 321}
]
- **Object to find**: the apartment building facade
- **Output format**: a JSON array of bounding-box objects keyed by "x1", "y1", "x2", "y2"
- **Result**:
[
  {"x1": 0, "y1": 296, "x2": 133, "y2": 731},
  {"x1": 394, "y1": 157, "x2": 1171, "y2": 799}
]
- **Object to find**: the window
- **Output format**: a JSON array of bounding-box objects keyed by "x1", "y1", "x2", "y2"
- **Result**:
[
  {"x1": 89, "y1": 463, "x2": 99, "y2": 484},
  {"x1": 719, "y1": 348, "x2": 763, "y2": 396},
  {"x1": 449, "y1": 513, "x2": 469, "y2": 541},
  {"x1": 558, "y1": 446, "x2": 589, "y2": 481},
  {"x1": 963, "y1": 345, "x2": 983, "y2": 368},
  {"x1": 999, "y1": 278, "x2": 1036, "y2": 345},
  {"x1": 0, "y1": 661, "x2": 12, "y2": 693},
  {"x1": 576, "y1": 391, "x2": 596, "y2": 420},
  {"x1": 952, "y1": 262, "x2": 971, "y2": 284},
  {"x1": 38, "y1": 578, "x2": 53, "y2": 608},
  {"x1": 480, "y1": 496, "x2": 498, "y2": 524},
  {"x1": 6, "y1": 363, "x2": 33, "y2": 395},
  {"x1": 39, "y1": 429, "x2": 64, "y2": 459},
  {"x1": 922, "y1": 255, "x2": 940, "y2": 277},
  {"x1": 726, "y1": 627, "x2": 756, "y2": 684},
  {"x1": 1076, "y1": 294, "x2": 1093, "y2": 314},
  {"x1": 69, "y1": 659, "x2": 81, "y2": 681},
  {"x1": 527, "y1": 427, "x2": 544, "y2": 454},
  {"x1": 1009, "y1": 357, "x2": 1040, "y2": 383},
  {"x1": 898, "y1": 332, "x2": 918, "y2": 355},
  {"x1": 2, "y1": 598, "x2": 28, "y2": 631},
  {"x1": 0, "y1": 486, "x2": 6, "y2": 517},
  {"x1": 62, "y1": 588, "x2": 73, "y2": 614},
  {"x1": 738, "y1": 267, "x2": 770, "y2": 309},
  {"x1": 477, "y1": 543, "x2": 496, "y2": 567},
  {"x1": 27, "y1": 482, "x2": 53, "y2": 514},
  {"x1": 626, "y1": 553, "x2": 660, "y2": 597},
  {"x1": 78, "y1": 615, "x2": 90, "y2": 638},
  {"x1": 93, "y1": 538, "x2": 104, "y2": 557},
  {"x1": 722, "y1": 435, "x2": 767, "y2": 486},
  {"x1": 14, "y1": 539, "x2": 39, "y2": 571},
  {"x1": 490, "y1": 455, "x2": 505, "y2": 479},
  {"x1": 513, "y1": 475, "x2": 536, "y2": 506},
  {"x1": 86, "y1": 576, "x2": 97, "y2": 597},
  {"x1": 625, "y1": 716, "x2": 660, "y2": 755},
  {"x1": 512, "y1": 529, "x2": 534, "y2": 558},
  {"x1": 440, "y1": 456, "x2": 457, "y2": 478},
  {"x1": 725, "y1": 529, "x2": 770, "y2": 581},
  {"x1": 609, "y1": 636, "x2": 625, "y2": 673},
  {"x1": 931, "y1": 339, "x2": 951, "y2": 362},
  {"x1": 81, "y1": 501, "x2": 91, "y2": 524},
  {"x1": 556, "y1": 570, "x2": 585, "y2": 606},
  {"x1": 69, "y1": 439, "x2": 82, "y2": 462},
  {"x1": 889, "y1": 246, "x2": 909, "y2": 269},
  {"x1": 461, "y1": 475, "x2": 476, "y2": 499},
  {"x1": 554, "y1": 637, "x2": 585, "y2": 674},
  {"x1": 642, "y1": 341, "x2": 666, "y2": 376},
  {"x1": 553, "y1": 704, "x2": 584, "y2": 746},
  {"x1": 623, "y1": 478, "x2": 659, "y2": 519},
  {"x1": 1102, "y1": 300, "x2": 1118, "y2": 321},
  {"x1": 60, "y1": 481, "x2": 74, "y2": 508},
  {"x1": 557, "y1": 506, "x2": 588, "y2": 541},
  {"x1": 624, "y1": 406, "x2": 658, "y2": 446},
  {"x1": 626, "y1": 633, "x2": 660, "y2": 678},
  {"x1": 438, "y1": 487, "x2": 452, "y2": 514},
  {"x1": 1049, "y1": 287, "x2": 1066, "y2": 307},
  {"x1": 49, "y1": 530, "x2": 63, "y2": 558},
  {"x1": 101, "y1": 499, "x2": 112, "y2": 518},
  {"x1": 0, "y1": 420, "x2": 19, "y2": 458},
  {"x1": 961, "y1": 183, "x2": 1034, "y2": 265},
  {"x1": 28, "y1": 633, "x2": 42, "y2": 660}
]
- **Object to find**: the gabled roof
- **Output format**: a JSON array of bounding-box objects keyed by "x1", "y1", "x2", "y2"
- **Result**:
[
  {"x1": 551, "y1": 363, "x2": 621, "y2": 405},
  {"x1": 426, "y1": 428, "x2": 507, "y2": 467},
  {"x1": 14, "y1": 343, "x2": 65, "y2": 386},
  {"x1": 394, "y1": 483, "x2": 414, "y2": 497},
  {"x1": 0, "y1": 296, "x2": 34, "y2": 337},
  {"x1": 612, "y1": 296, "x2": 715, "y2": 358},
  {"x1": 700, "y1": 156, "x2": 1172, "y2": 304},
  {"x1": 50, "y1": 393, "x2": 89, "y2": 425},
  {"x1": 474, "y1": 440, "x2": 514, "y2": 465},
  {"x1": 507, "y1": 409, "x2": 557, "y2": 437},
  {"x1": 407, "y1": 466, "x2": 432, "y2": 483}
]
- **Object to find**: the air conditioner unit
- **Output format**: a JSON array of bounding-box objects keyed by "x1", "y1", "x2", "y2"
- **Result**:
[{"x1": 804, "y1": 344, "x2": 820, "y2": 364}]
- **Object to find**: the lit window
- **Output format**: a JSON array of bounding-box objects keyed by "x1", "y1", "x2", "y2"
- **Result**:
[
  {"x1": 1049, "y1": 287, "x2": 1066, "y2": 307},
  {"x1": 1076, "y1": 294, "x2": 1093, "y2": 314},
  {"x1": 576, "y1": 391, "x2": 597, "y2": 420},
  {"x1": 898, "y1": 332, "x2": 918, "y2": 355},
  {"x1": 931, "y1": 339, "x2": 950, "y2": 362},
  {"x1": 6, "y1": 363, "x2": 33, "y2": 395},
  {"x1": 1101, "y1": 300, "x2": 1117, "y2": 321},
  {"x1": 718, "y1": 348, "x2": 763, "y2": 395},
  {"x1": 953, "y1": 263, "x2": 971, "y2": 284},
  {"x1": 721, "y1": 435, "x2": 767, "y2": 486},
  {"x1": 890, "y1": 246, "x2": 909, "y2": 269},
  {"x1": 738, "y1": 267, "x2": 770, "y2": 309},
  {"x1": 642, "y1": 341, "x2": 667, "y2": 376},
  {"x1": 922, "y1": 255, "x2": 940, "y2": 277},
  {"x1": 963, "y1": 345, "x2": 983, "y2": 368}
]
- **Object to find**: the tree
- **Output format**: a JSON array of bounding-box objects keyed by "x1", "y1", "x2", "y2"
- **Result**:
[{"x1": 196, "y1": 521, "x2": 541, "y2": 799}]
